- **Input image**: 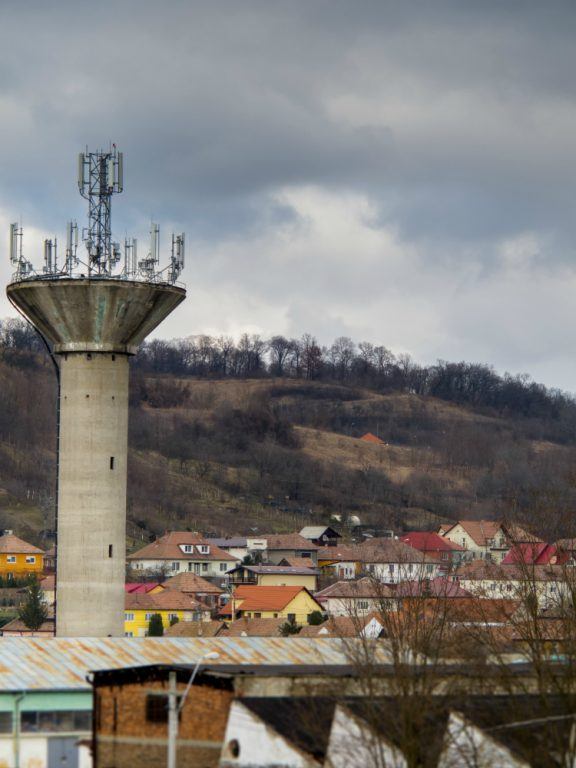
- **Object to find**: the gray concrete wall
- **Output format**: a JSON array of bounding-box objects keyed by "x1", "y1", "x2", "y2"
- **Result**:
[{"x1": 56, "y1": 352, "x2": 129, "y2": 637}]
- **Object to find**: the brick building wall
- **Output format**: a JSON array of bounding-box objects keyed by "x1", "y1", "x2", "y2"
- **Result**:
[{"x1": 94, "y1": 675, "x2": 234, "y2": 768}]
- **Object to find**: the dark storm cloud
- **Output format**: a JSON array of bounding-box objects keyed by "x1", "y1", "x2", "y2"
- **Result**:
[{"x1": 1, "y1": 1, "x2": 576, "y2": 387}]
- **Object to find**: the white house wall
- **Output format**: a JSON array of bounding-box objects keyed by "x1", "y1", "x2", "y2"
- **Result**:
[
  {"x1": 437, "y1": 712, "x2": 529, "y2": 768},
  {"x1": 325, "y1": 705, "x2": 407, "y2": 768},
  {"x1": 219, "y1": 701, "x2": 318, "y2": 768}
]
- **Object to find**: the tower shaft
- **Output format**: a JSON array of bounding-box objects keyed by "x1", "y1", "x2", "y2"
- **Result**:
[{"x1": 57, "y1": 353, "x2": 128, "y2": 637}]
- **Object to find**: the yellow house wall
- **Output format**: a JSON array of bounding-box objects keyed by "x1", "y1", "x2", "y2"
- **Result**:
[
  {"x1": 124, "y1": 608, "x2": 195, "y2": 637},
  {"x1": 239, "y1": 590, "x2": 322, "y2": 625},
  {"x1": 0, "y1": 552, "x2": 43, "y2": 575},
  {"x1": 258, "y1": 574, "x2": 317, "y2": 590}
]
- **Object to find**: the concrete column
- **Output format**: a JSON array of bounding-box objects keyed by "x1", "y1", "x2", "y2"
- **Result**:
[{"x1": 56, "y1": 352, "x2": 129, "y2": 637}]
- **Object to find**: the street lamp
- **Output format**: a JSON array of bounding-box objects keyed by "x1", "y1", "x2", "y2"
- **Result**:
[{"x1": 167, "y1": 651, "x2": 220, "y2": 768}]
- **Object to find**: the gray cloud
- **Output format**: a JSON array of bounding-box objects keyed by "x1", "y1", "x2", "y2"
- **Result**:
[{"x1": 0, "y1": 1, "x2": 575, "y2": 388}]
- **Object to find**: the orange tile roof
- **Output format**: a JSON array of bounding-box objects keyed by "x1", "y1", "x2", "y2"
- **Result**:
[
  {"x1": 0, "y1": 534, "x2": 43, "y2": 555},
  {"x1": 127, "y1": 532, "x2": 237, "y2": 562},
  {"x1": 359, "y1": 432, "x2": 385, "y2": 445},
  {"x1": 230, "y1": 585, "x2": 316, "y2": 612}
]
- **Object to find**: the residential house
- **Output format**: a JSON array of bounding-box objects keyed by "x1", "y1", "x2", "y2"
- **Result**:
[
  {"x1": 159, "y1": 571, "x2": 224, "y2": 609},
  {"x1": 316, "y1": 545, "x2": 363, "y2": 580},
  {"x1": 315, "y1": 578, "x2": 395, "y2": 617},
  {"x1": 399, "y1": 532, "x2": 466, "y2": 569},
  {"x1": 219, "y1": 617, "x2": 287, "y2": 637},
  {"x1": 127, "y1": 531, "x2": 238, "y2": 577},
  {"x1": 299, "y1": 526, "x2": 341, "y2": 547},
  {"x1": 221, "y1": 585, "x2": 323, "y2": 625},
  {"x1": 1, "y1": 617, "x2": 55, "y2": 637},
  {"x1": 43, "y1": 545, "x2": 56, "y2": 573},
  {"x1": 439, "y1": 520, "x2": 540, "y2": 563},
  {"x1": 227, "y1": 563, "x2": 318, "y2": 592},
  {"x1": 251, "y1": 534, "x2": 319, "y2": 566},
  {"x1": 164, "y1": 619, "x2": 226, "y2": 637},
  {"x1": 0, "y1": 532, "x2": 44, "y2": 577},
  {"x1": 206, "y1": 537, "x2": 249, "y2": 561},
  {"x1": 453, "y1": 560, "x2": 568, "y2": 608},
  {"x1": 298, "y1": 614, "x2": 385, "y2": 639},
  {"x1": 124, "y1": 591, "x2": 210, "y2": 637},
  {"x1": 358, "y1": 538, "x2": 442, "y2": 583}
]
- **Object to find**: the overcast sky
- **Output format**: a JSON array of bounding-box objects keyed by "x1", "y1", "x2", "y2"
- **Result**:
[{"x1": 1, "y1": 1, "x2": 576, "y2": 390}]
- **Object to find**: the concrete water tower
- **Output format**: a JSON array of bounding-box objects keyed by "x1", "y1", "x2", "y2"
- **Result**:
[{"x1": 6, "y1": 148, "x2": 186, "y2": 636}]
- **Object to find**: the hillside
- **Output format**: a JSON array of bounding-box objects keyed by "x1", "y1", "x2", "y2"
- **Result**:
[{"x1": 0, "y1": 325, "x2": 574, "y2": 551}]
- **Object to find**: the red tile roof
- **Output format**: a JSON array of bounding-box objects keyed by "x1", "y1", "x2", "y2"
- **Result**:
[
  {"x1": 400, "y1": 532, "x2": 465, "y2": 552},
  {"x1": 502, "y1": 543, "x2": 568, "y2": 566},
  {"x1": 164, "y1": 620, "x2": 226, "y2": 637},
  {"x1": 127, "y1": 532, "x2": 237, "y2": 562}
]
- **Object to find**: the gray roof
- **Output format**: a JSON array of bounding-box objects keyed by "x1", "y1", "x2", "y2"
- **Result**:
[
  {"x1": 300, "y1": 526, "x2": 340, "y2": 539},
  {"x1": 206, "y1": 537, "x2": 247, "y2": 548},
  {"x1": 230, "y1": 564, "x2": 319, "y2": 576},
  {"x1": 0, "y1": 637, "x2": 394, "y2": 692}
]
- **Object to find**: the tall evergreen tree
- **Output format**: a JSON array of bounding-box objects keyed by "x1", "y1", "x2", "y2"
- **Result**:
[
  {"x1": 147, "y1": 613, "x2": 164, "y2": 636},
  {"x1": 18, "y1": 580, "x2": 48, "y2": 631}
]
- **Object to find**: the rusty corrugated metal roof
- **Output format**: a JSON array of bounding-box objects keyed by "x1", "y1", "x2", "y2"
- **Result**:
[{"x1": 0, "y1": 637, "x2": 393, "y2": 692}]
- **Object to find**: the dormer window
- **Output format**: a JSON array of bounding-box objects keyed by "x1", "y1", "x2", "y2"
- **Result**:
[
  {"x1": 198, "y1": 545, "x2": 210, "y2": 555},
  {"x1": 181, "y1": 545, "x2": 194, "y2": 554}
]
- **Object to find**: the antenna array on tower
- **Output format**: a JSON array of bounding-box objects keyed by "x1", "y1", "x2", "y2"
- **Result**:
[{"x1": 9, "y1": 147, "x2": 186, "y2": 285}]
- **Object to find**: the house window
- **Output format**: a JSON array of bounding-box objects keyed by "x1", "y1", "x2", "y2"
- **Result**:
[
  {"x1": 254, "y1": 612, "x2": 262, "y2": 618},
  {"x1": 220, "y1": 563, "x2": 227, "y2": 572},
  {"x1": 125, "y1": 632, "x2": 133, "y2": 637},
  {"x1": 6, "y1": 556, "x2": 16, "y2": 564},
  {"x1": 182, "y1": 545, "x2": 194, "y2": 553},
  {"x1": 145, "y1": 613, "x2": 154, "y2": 621},
  {"x1": 0, "y1": 713, "x2": 11, "y2": 733},
  {"x1": 198, "y1": 545, "x2": 210, "y2": 554},
  {"x1": 388, "y1": 564, "x2": 394, "y2": 573},
  {"x1": 171, "y1": 562, "x2": 180, "y2": 571},
  {"x1": 21, "y1": 711, "x2": 91, "y2": 733},
  {"x1": 301, "y1": 552, "x2": 311, "y2": 558},
  {"x1": 358, "y1": 600, "x2": 369, "y2": 610},
  {"x1": 168, "y1": 613, "x2": 178, "y2": 622},
  {"x1": 408, "y1": 564, "x2": 413, "y2": 573},
  {"x1": 441, "y1": 553, "x2": 448, "y2": 561},
  {"x1": 426, "y1": 565, "x2": 434, "y2": 573},
  {"x1": 125, "y1": 613, "x2": 134, "y2": 621},
  {"x1": 109, "y1": 457, "x2": 115, "y2": 470},
  {"x1": 25, "y1": 556, "x2": 35, "y2": 564},
  {"x1": 202, "y1": 563, "x2": 208, "y2": 572},
  {"x1": 146, "y1": 695, "x2": 169, "y2": 724}
]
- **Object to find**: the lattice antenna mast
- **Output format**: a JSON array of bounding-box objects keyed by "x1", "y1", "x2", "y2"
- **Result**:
[{"x1": 78, "y1": 146, "x2": 123, "y2": 275}]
